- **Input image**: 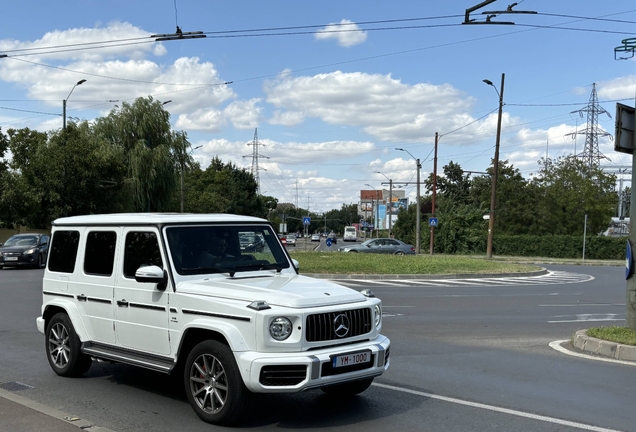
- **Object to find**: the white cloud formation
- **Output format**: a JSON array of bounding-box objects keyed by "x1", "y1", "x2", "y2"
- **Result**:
[
  {"x1": 265, "y1": 71, "x2": 476, "y2": 142},
  {"x1": 315, "y1": 20, "x2": 367, "y2": 47},
  {"x1": 223, "y1": 99, "x2": 262, "y2": 130},
  {"x1": 598, "y1": 75, "x2": 636, "y2": 99},
  {"x1": 269, "y1": 110, "x2": 305, "y2": 126}
]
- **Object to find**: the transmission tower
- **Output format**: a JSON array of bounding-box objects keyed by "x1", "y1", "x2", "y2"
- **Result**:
[
  {"x1": 243, "y1": 128, "x2": 269, "y2": 194},
  {"x1": 569, "y1": 83, "x2": 612, "y2": 168}
]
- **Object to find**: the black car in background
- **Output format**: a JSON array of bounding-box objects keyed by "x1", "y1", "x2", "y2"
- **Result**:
[{"x1": 0, "y1": 233, "x2": 50, "y2": 269}]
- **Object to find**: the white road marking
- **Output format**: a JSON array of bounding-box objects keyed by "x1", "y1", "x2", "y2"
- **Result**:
[
  {"x1": 373, "y1": 382, "x2": 622, "y2": 432},
  {"x1": 333, "y1": 270, "x2": 593, "y2": 288},
  {"x1": 549, "y1": 339, "x2": 636, "y2": 367},
  {"x1": 539, "y1": 304, "x2": 625, "y2": 307},
  {"x1": 548, "y1": 313, "x2": 623, "y2": 323}
]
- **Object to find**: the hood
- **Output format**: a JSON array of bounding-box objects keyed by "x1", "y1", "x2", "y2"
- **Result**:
[
  {"x1": 1, "y1": 245, "x2": 33, "y2": 253},
  {"x1": 177, "y1": 273, "x2": 366, "y2": 308}
]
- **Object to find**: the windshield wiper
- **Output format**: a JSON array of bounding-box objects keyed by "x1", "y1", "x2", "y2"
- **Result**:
[
  {"x1": 232, "y1": 263, "x2": 284, "y2": 273},
  {"x1": 180, "y1": 266, "x2": 236, "y2": 277}
]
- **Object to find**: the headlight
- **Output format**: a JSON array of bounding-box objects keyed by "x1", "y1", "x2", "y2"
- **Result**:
[
  {"x1": 23, "y1": 248, "x2": 37, "y2": 255},
  {"x1": 269, "y1": 317, "x2": 293, "y2": 341},
  {"x1": 374, "y1": 304, "x2": 382, "y2": 328}
]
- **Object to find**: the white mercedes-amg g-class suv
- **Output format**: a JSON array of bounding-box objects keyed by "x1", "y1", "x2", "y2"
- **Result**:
[{"x1": 37, "y1": 213, "x2": 390, "y2": 425}]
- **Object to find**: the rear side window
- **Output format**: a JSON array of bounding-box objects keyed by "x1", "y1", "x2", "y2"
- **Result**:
[
  {"x1": 48, "y1": 230, "x2": 80, "y2": 273},
  {"x1": 123, "y1": 232, "x2": 163, "y2": 278},
  {"x1": 84, "y1": 231, "x2": 117, "y2": 276}
]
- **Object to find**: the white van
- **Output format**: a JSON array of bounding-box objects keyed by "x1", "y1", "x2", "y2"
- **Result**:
[
  {"x1": 37, "y1": 213, "x2": 390, "y2": 425},
  {"x1": 343, "y1": 226, "x2": 357, "y2": 242}
]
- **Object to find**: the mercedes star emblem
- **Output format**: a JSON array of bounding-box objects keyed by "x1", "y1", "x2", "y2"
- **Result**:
[{"x1": 333, "y1": 313, "x2": 350, "y2": 338}]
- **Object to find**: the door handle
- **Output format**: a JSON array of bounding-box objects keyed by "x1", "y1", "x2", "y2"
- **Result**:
[
  {"x1": 117, "y1": 300, "x2": 129, "y2": 307},
  {"x1": 77, "y1": 294, "x2": 87, "y2": 301}
]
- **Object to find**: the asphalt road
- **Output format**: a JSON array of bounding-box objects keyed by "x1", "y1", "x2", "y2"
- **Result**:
[{"x1": 1, "y1": 264, "x2": 634, "y2": 431}]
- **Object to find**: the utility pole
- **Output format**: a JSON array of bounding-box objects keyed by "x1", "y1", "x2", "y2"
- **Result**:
[
  {"x1": 484, "y1": 73, "x2": 505, "y2": 259},
  {"x1": 430, "y1": 132, "x2": 438, "y2": 255},
  {"x1": 243, "y1": 128, "x2": 269, "y2": 195}
]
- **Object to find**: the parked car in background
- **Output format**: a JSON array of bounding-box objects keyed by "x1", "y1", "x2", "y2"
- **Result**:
[
  {"x1": 239, "y1": 232, "x2": 265, "y2": 252},
  {"x1": 311, "y1": 233, "x2": 321, "y2": 242},
  {"x1": 286, "y1": 235, "x2": 297, "y2": 246},
  {"x1": 338, "y1": 238, "x2": 415, "y2": 255},
  {"x1": 327, "y1": 233, "x2": 338, "y2": 244},
  {"x1": 0, "y1": 233, "x2": 50, "y2": 269}
]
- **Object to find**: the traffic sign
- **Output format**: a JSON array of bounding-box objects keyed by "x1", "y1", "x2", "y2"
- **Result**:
[
  {"x1": 326, "y1": 237, "x2": 333, "y2": 247},
  {"x1": 429, "y1": 217, "x2": 438, "y2": 227},
  {"x1": 303, "y1": 216, "x2": 311, "y2": 225}
]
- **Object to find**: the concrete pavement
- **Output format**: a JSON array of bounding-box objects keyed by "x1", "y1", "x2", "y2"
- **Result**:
[{"x1": 0, "y1": 387, "x2": 116, "y2": 432}]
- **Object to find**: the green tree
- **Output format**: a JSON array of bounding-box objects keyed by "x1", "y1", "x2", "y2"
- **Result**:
[
  {"x1": 93, "y1": 96, "x2": 177, "y2": 212},
  {"x1": 532, "y1": 156, "x2": 616, "y2": 235},
  {"x1": 4, "y1": 124, "x2": 127, "y2": 228},
  {"x1": 183, "y1": 157, "x2": 277, "y2": 217}
]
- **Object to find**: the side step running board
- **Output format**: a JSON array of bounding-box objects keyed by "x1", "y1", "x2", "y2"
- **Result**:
[{"x1": 82, "y1": 342, "x2": 176, "y2": 373}]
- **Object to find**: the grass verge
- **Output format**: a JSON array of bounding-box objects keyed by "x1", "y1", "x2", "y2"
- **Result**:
[
  {"x1": 587, "y1": 326, "x2": 636, "y2": 346},
  {"x1": 287, "y1": 251, "x2": 541, "y2": 275}
]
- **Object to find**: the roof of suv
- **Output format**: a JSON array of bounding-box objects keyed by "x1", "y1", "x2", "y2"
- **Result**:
[{"x1": 52, "y1": 213, "x2": 268, "y2": 226}]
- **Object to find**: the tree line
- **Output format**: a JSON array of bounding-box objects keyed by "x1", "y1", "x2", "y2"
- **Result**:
[
  {"x1": 392, "y1": 157, "x2": 620, "y2": 255},
  {"x1": 0, "y1": 96, "x2": 277, "y2": 229}
]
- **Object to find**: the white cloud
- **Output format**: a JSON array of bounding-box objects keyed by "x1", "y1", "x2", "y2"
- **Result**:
[
  {"x1": 223, "y1": 99, "x2": 262, "y2": 130},
  {"x1": 314, "y1": 20, "x2": 367, "y2": 47},
  {"x1": 265, "y1": 71, "x2": 476, "y2": 142},
  {"x1": 598, "y1": 75, "x2": 636, "y2": 99},
  {"x1": 269, "y1": 110, "x2": 304, "y2": 126}
]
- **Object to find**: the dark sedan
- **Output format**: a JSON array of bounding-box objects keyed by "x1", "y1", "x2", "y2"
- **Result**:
[
  {"x1": 0, "y1": 233, "x2": 50, "y2": 269},
  {"x1": 337, "y1": 238, "x2": 415, "y2": 255}
]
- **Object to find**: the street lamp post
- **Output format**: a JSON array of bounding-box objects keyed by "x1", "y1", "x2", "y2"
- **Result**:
[
  {"x1": 396, "y1": 148, "x2": 421, "y2": 253},
  {"x1": 180, "y1": 144, "x2": 202, "y2": 212},
  {"x1": 376, "y1": 172, "x2": 393, "y2": 236},
  {"x1": 483, "y1": 73, "x2": 505, "y2": 259},
  {"x1": 63, "y1": 79, "x2": 86, "y2": 130}
]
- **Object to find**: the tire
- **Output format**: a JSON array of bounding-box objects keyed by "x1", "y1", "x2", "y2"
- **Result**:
[
  {"x1": 184, "y1": 340, "x2": 251, "y2": 425},
  {"x1": 45, "y1": 313, "x2": 92, "y2": 377},
  {"x1": 395, "y1": 251, "x2": 405, "y2": 256},
  {"x1": 33, "y1": 254, "x2": 42, "y2": 269},
  {"x1": 321, "y1": 377, "x2": 374, "y2": 396}
]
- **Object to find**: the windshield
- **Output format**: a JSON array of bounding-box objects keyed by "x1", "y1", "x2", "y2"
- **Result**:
[
  {"x1": 4, "y1": 235, "x2": 38, "y2": 247},
  {"x1": 165, "y1": 224, "x2": 290, "y2": 276}
]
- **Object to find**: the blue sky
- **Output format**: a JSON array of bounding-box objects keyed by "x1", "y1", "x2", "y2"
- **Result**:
[{"x1": 1, "y1": 1, "x2": 635, "y2": 213}]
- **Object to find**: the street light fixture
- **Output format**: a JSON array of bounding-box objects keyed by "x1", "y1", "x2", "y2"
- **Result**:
[
  {"x1": 483, "y1": 73, "x2": 505, "y2": 258},
  {"x1": 396, "y1": 148, "x2": 421, "y2": 254},
  {"x1": 375, "y1": 171, "x2": 393, "y2": 236},
  {"x1": 180, "y1": 144, "x2": 203, "y2": 212},
  {"x1": 63, "y1": 79, "x2": 86, "y2": 130}
]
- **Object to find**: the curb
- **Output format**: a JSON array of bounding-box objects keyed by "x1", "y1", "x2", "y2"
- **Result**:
[
  {"x1": 301, "y1": 267, "x2": 549, "y2": 280},
  {"x1": 0, "y1": 387, "x2": 117, "y2": 432},
  {"x1": 572, "y1": 329, "x2": 636, "y2": 363}
]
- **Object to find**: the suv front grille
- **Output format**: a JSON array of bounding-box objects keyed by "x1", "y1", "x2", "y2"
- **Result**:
[{"x1": 306, "y1": 308, "x2": 372, "y2": 342}]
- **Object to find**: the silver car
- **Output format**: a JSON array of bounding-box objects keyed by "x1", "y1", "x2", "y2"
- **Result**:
[{"x1": 338, "y1": 238, "x2": 415, "y2": 255}]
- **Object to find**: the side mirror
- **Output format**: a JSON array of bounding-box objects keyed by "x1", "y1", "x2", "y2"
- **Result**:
[
  {"x1": 135, "y1": 265, "x2": 168, "y2": 291},
  {"x1": 292, "y1": 258, "x2": 299, "y2": 271}
]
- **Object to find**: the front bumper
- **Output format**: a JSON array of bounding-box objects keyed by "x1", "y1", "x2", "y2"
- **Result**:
[
  {"x1": 236, "y1": 335, "x2": 390, "y2": 393},
  {"x1": 0, "y1": 254, "x2": 38, "y2": 267}
]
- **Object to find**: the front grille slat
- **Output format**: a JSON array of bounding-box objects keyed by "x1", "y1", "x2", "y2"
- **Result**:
[{"x1": 306, "y1": 308, "x2": 372, "y2": 342}]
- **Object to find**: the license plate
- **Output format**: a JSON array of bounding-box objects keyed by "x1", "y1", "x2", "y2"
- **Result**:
[
  {"x1": 5, "y1": 257, "x2": 18, "y2": 261},
  {"x1": 332, "y1": 350, "x2": 371, "y2": 368}
]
